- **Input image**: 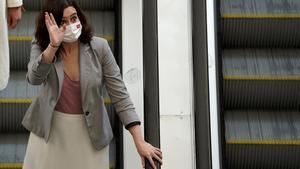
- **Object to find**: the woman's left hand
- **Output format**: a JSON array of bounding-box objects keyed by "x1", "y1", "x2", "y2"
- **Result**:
[
  {"x1": 128, "y1": 125, "x2": 163, "y2": 168},
  {"x1": 136, "y1": 140, "x2": 163, "y2": 169}
]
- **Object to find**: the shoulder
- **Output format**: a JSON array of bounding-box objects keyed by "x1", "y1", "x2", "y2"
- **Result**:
[
  {"x1": 90, "y1": 36, "x2": 109, "y2": 49},
  {"x1": 89, "y1": 37, "x2": 108, "y2": 60},
  {"x1": 90, "y1": 36, "x2": 111, "y2": 57}
]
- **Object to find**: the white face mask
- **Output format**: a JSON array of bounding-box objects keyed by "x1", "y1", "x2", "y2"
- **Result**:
[{"x1": 63, "y1": 21, "x2": 82, "y2": 43}]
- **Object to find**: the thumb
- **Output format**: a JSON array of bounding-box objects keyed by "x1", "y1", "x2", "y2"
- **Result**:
[
  {"x1": 7, "y1": 16, "x2": 12, "y2": 28},
  {"x1": 60, "y1": 24, "x2": 67, "y2": 32},
  {"x1": 63, "y1": 24, "x2": 67, "y2": 31}
]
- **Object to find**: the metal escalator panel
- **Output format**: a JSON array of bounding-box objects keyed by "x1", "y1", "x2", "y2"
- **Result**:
[
  {"x1": 221, "y1": 0, "x2": 300, "y2": 15},
  {"x1": 222, "y1": 19, "x2": 300, "y2": 48},
  {"x1": 225, "y1": 110, "x2": 300, "y2": 169},
  {"x1": 0, "y1": 72, "x2": 38, "y2": 133},
  {"x1": 223, "y1": 49, "x2": 300, "y2": 77},
  {"x1": 225, "y1": 110, "x2": 300, "y2": 141},
  {"x1": 223, "y1": 49, "x2": 300, "y2": 109},
  {"x1": 23, "y1": 0, "x2": 114, "y2": 10},
  {"x1": 0, "y1": 134, "x2": 28, "y2": 164},
  {"x1": 0, "y1": 72, "x2": 39, "y2": 99},
  {"x1": 221, "y1": 0, "x2": 300, "y2": 48},
  {"x1": 220, "y1": 0, "x2": 300, "y2": 169},
  {"x1": 224, "y1": 80, "x2": 300, "y2": 109}
]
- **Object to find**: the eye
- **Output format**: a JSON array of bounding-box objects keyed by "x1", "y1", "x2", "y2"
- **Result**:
[
  {"x1": 71, "y1": 16, "x2": 78, "y2": 23},
  {"x1": 60, "y1": 20, "x2": 66, "y2": 26}
]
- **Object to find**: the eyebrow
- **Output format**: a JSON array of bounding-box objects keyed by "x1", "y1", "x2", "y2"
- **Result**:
[{"x1": 62, "y1": 12, "x2": 77, "y2": 19}]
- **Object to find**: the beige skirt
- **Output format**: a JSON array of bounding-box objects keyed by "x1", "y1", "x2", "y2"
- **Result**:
[{"x1": 22, "y1": 110, "x2": 109, "y2": 169}]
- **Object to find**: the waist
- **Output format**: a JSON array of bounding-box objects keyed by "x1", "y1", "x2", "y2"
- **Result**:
[{"x1": 53, "y1": 110, "x2": 85, "y2": 120}]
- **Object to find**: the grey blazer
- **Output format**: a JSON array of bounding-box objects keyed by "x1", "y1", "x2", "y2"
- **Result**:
[{"x1": 21, "y1": 37, "x2": 140, "y2": 151}]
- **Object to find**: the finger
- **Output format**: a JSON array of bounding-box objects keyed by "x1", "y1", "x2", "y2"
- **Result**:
[
  {"x1": 147, "y1": 156, "x2": 157, "y2": 169},
  {"x1": 152, "y1": 153, "x2": 163, "y2": 165},
  {"x1": 59, "y1": 24, "x2": 66, "y2": 32},
  {"x1": 45, "y1": 13, "x2": 53, "y2": 30},
  {"x1": 47, "y1": 12, "x2": 53, "y2": 25},
  {"x1": 154, "y1": 148, "x2": 162, "y2": 157},
  {"x1": 7, "y1": 16, "x2": 12, "y2": 28},
  {"x1": 50, "y1": 13, "x2": 58, "y2": 26},
  {"x1": 22, "y1": 6, "x2": 26, "y2": 12},
  {"x1": 45, "y1": 12, "x2": 53, "y2": 26},
  {"x1": 141, "y1": 157, "x2": 145, "y2": 168},
  {"x1": 45, "y1": 15, "x2": 51, "y2": 30},
  {"x1": 10, "y1": 17, "x2": 18, "y2": 29},
  {"x1": 155, "y1": 149, "x2": 163, "y2": 159},
  {"x1": 155, "y1": 147, "x2": 162, "y2": 153}
]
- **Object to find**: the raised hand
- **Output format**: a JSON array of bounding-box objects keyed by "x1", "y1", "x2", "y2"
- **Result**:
[{"x1": 45, "y1": 12, "x2": 66, "y2": 46}]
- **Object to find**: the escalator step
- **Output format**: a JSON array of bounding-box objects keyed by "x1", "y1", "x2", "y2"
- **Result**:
[
  {"x1": 23, "y1": 0, "x2": 114, "y2": 10},
  {"x1": 221, "y1": 0, "x2": 300, "y2": 16},
  {"x1": 224, "y1": 79, "x2": 300, "y2": 109},
  {"x1": 225, "y1": 110, "x2": 300, "y2": 169},
  {"x1": 223, "y1": 49, "x2": 300, "y2": 109},
  {"x1": 225, "y1": 110, "x2": 300, "y2": 144},
  {"x1": 221, "y1": 0, "x2": 300, "y2": 48},
  {"x1": 0, "y1": 163, "x2": 22, "y2": 169},
  {"x1": 222, "y1": 18, "x2": 300, "y2": 48},
  {"x1": 0, "y1": 134, "x2": 28, "y2": 163},
  {"x1": 226, "y1": 144, "x2": 300, "y2": 169}
]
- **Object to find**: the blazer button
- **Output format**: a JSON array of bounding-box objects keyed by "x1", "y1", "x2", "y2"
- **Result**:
[{"x1": 85, "y1": 111, "x2": 90, "y2": 116}]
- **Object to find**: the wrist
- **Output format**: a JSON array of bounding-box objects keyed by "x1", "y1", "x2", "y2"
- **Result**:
[
  {"x1": 48, "y1": 44, "x2": 59, "y2": 52},
  {"x1": 49, "y1": 42, "x2": 60, "y2": 48},
  {"x1": 134, "y1": 138, "x2": 145, "y2": 146}
]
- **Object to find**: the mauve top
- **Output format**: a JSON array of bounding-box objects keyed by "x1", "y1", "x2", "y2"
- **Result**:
[{"x1": 54, "y1": 72, "x2": 83, "y2": 114}]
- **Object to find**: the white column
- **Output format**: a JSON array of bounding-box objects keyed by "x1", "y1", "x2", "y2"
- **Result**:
[
  {"x1": 157, "y1": 0, "x2": 195, "y2": 168},
  {"x1": 207, "y1": 0, "x2": 221, "y2": 169},
  {"x1": 122, "y1": 0, "x2": 144, "y2": 169}
]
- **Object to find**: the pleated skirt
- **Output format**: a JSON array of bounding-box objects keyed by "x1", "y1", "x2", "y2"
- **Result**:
[{"x1": 22, "y1": 110, "x2": 109, "y2": 169}]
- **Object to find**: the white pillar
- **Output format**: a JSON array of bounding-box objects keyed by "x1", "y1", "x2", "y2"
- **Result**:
[
  {"x1": 122, "y1": 0, "x2": 144, "y2": 169},
  {"x1": 207, "y1": 0, "x2": 221, "y2": 169},
  {"x1": 157, "y1": 0, "x2": 195, "y2": 168}
]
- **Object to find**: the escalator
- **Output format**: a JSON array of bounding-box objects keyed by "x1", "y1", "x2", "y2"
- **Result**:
[{"x1": 221, "y1": 0, "x2": 300, "y2": 168}]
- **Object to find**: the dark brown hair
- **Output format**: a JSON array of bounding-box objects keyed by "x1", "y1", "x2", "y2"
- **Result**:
[{"x1": 35, "y1": 0, "x2": 93, "y2": 50}]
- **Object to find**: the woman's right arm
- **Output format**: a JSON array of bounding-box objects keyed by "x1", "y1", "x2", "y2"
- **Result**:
[
  {"x1": 26, "y1": 12, "x2": 65, "y2": 85},
  {"x1": 26, "y1": 42, "x2": 58, "y2": 85}
]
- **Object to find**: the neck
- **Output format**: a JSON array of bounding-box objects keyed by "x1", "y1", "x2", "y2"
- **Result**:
[{"x1": 62, "y1": 41, "x2": 79, "y2": 53}]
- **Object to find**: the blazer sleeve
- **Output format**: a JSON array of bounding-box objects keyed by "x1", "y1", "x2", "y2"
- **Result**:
[
  {"x1": 6, "y1": 0, "x2": 22, "y2": 8},
  {"x1": 26, "y1": 41, "x2": 53, "y2": 85},
  {"x1": 101, "y1": 39, "x2": 141, "y2": 128}
]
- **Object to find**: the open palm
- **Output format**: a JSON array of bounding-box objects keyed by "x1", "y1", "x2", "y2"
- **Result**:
[{"x1": 45, "y1": 12, "x2": 66, "y2": 46}]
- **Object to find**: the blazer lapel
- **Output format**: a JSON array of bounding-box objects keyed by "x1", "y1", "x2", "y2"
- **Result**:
[
  {"x1": 53, "y1": 43, "x2": 90, "y2": 105},
  {"x1": 79, "y1": 42, "x2": 91, "y2": 107},
  {"x1": 54, "y1": 54, "x2": 64, "y2": 99}
]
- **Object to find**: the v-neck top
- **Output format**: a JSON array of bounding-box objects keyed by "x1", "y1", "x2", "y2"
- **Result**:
[{"x1": 54, "y1": 72, "x2": 83, "y2": 114}]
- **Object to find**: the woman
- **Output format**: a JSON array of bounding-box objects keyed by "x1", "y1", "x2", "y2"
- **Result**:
[{"x1": 21, "y1": 0, "x2": 162, "y2": 169}]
